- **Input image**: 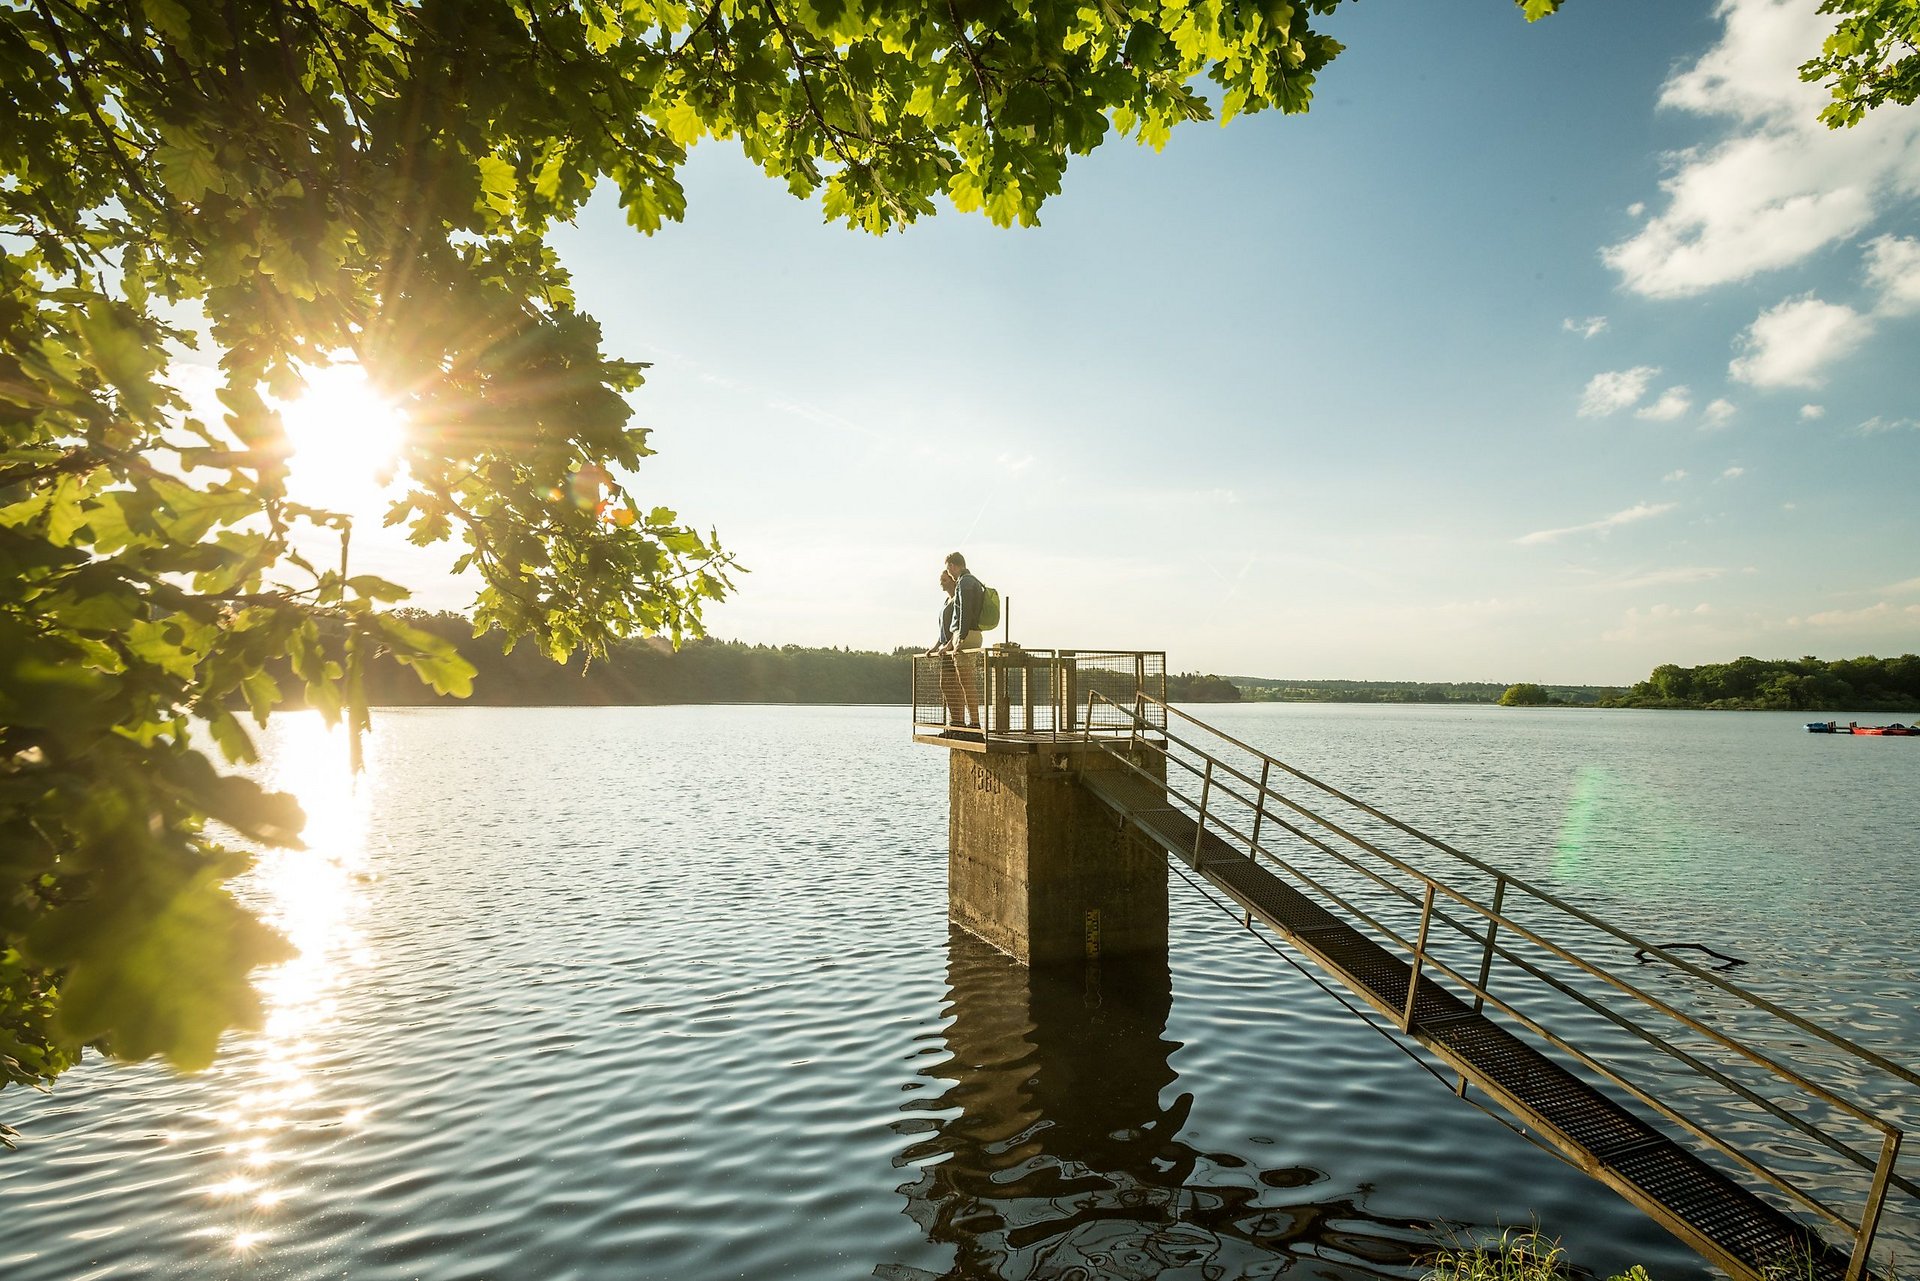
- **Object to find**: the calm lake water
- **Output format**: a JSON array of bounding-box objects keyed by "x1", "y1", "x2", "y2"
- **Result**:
[{"x1": 2, "y1": 703, "x2": 1916, "y2": 1280}]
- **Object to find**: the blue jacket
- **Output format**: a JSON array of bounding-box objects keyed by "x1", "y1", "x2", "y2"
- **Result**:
[{"x1": 949, "y1": 573, "x2": 984, "y2": 637}]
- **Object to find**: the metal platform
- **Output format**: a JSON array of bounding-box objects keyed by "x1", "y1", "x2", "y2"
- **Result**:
[{"x1": 911, "y1": 647, "x2": 1167, "y2": 750}]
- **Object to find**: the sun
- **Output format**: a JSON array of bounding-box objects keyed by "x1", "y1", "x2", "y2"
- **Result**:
[{"x1": 276, "y1": 363, "x2": 406, "y2": 514}]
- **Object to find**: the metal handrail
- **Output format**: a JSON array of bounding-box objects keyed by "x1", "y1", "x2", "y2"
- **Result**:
[
  {"x1": 1083, "y1": 689, "x2": 1916, "y2": 1278},
  {"x1": 1093, "y1": 693, "x2": 1917, "y2": 1111},
  {"x1": 1128, "y1": 692, "x2": 1920, "y2": 1093},
  {"x1": 1083, "y1": 729, "x2": 1878, "y2": 1233},
  {"x1": 910, "y1": 648, "x2": 1167, "y2": 741}
]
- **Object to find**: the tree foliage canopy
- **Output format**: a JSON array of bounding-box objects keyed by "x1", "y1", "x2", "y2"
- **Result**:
[
  {"x1": 0, "y1": 0, "x2": 1356, "y2": 1099},
  {"x1": 1497, "y1": 682, "x2": 1553, "y2": 707}
]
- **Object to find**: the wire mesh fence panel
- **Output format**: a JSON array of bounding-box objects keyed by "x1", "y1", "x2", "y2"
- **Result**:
[{"x1": 911, "y1": 649, "x2": 1168, "y2": 743}]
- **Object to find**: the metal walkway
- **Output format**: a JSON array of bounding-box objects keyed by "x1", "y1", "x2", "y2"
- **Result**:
[{"x1": 1072, "y1": 694, "x2": 1916, "y2": 1281}]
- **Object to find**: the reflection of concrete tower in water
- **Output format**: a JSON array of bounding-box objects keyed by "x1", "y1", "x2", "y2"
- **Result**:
[{"x1": 888, "y1": 929, "x2": 1288, "y2": 1281}]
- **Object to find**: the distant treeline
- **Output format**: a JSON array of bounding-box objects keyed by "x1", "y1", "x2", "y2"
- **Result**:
[
  {"x1": 355, "y1": 620, "x2": 1916, "y2": 713},
  {"x1": 366, "y1": 613, "x2": 911, "y2": 705},
  {"x1": 1227, "y1": 677, "x2": 1624, "y2": 706},
  {"x1": 360, "y1": 614, "x2": 1253, "y2": 706},
  {"x1": 1166, "y1": 673, "x2": 1242, "y2": 701},
  {"x1": 1605, "y1": 654, "x2": 1920, "y2": 711}
]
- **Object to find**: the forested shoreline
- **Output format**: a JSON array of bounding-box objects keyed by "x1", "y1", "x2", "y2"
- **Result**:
[
  {"x1": 358, "y1": 616, "x2": 1918, "y2": 713},
  {"x1": 359, "y1": 613, "x2": 1249, "y2": 706},
  {"x1": 1231, "y1": 677, "x2": 1622, "y2": 705},
  {"x1": 1603, "y1": 654, "x2": 1920, "y2": 711}
]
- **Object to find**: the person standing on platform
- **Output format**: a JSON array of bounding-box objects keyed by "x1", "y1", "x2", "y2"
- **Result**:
[
  {"x1": 942, "y1": 552, "x2": 985, "y2": 732},
  {"x1": 925, "y1": 567, "x2": 965, "y2": 725}
]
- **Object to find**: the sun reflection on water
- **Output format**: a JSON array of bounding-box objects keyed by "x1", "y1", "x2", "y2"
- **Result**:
[{"x1": 196, "y1": 712, "x2": 380, "y2": 1259}]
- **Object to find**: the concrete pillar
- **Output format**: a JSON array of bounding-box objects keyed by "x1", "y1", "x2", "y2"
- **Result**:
[{"x1": 948, "y1": 745, "x2": 1168, "y2": 967}]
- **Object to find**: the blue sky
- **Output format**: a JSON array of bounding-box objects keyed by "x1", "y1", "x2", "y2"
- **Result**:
[{"x1": 407, "y1": 0, "x2": 1918, "y2": 684}]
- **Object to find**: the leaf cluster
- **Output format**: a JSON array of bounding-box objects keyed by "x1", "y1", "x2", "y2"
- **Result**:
[{"x1": 1800, "y1": 0, "x2": 1920, "y2": 127}]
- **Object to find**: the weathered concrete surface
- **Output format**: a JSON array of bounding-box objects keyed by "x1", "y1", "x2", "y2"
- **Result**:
[{"x1": 948, "y1": 747, "x2": 1168, "y2": 966}]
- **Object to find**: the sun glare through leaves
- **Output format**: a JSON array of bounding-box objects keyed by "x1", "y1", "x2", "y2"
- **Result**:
[{"x1": 276, "y1": 364, "x2": 406, "y2": 515}]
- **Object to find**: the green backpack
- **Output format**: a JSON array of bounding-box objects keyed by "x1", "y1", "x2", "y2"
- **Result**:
[{"x1": 977, "y1": 584, "x2": 1001, "y2": 632}]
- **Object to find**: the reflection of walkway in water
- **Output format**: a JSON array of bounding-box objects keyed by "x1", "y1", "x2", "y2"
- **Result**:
[{"x1": 882, "y1": 929, "x2": 1436, "y2": 1280}]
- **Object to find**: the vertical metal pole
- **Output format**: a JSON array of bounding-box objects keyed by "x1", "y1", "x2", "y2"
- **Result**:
[
  {"x1": 1473, "y1": 876, "x2": 1507, "y2": 1015},
  {"x1": 982, "y1": 649, "x2": 993, "y2": 736},
  {"x1": 1022, "y1": 654, "x2": 1034, "y2": 733},
  {"x1": 1250, "y1": 759, "x2": 1271, "y2": 853},
  {"x1": 1846, "y1": 1128, "x2": 1903, "y2": 1281},
  {"x1": 1061, "y1": 652, "x2": 1077, "y2": 735},
  {"x1": 1403, "y1": 882, "x2": 1436, "y2": 1031},
  {"x1": 1192, "y1": 759, "x2": 1213, "y2": 867}
]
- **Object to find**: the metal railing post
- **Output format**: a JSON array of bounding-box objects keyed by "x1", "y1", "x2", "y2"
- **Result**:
[
  {"x1": 1403, "y1": 882, "x2": 1437, "y2": 1031},
  {"x1": 1250, "y1": 759, "x2": 1271, "y2": 852},
  {"x1": 1061, "y1": 652, "x2": 1078, "y2": 735},
  {"x1": 1846, "y1": 1128, "x2": 1903, "y2": 1281},
  {"x1": 1193, "y1": 758, "x2": 1214, "y2": 867},
  {"x1": 1473, "y1": 876, "x2": 1507, "y2": 1014},
  {"x1": 1022, "y1": 654, "x2": 1034, "y2": 733}
]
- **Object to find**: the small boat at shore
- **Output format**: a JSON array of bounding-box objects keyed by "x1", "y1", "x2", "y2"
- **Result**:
[{"x1": 1806, "y1": 721, "x2": 1918, "y2": 735}]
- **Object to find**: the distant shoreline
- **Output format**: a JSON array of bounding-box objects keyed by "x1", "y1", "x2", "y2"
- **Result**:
[{"x1": 347, "y1": 620, "x2": 1919, "y2": 715}]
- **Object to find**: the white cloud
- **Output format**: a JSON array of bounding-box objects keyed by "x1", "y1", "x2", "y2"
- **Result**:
[
  {"x1": 1864, "y1": 234, "x2": 1920, "y2": 316},
  {"x1": 1728, "y1": 294, "x2": 1873, "y2": 388},
  {"x1": 1797, "y1": 601, "x2": 1920, "y2": 628},
  {"x1": 1603, "y1": 0, "x2": 1920, "y2": 298},
  {"x1": 1580, "y1": 366, "x2": 1661, "y2": 417},
  {"x1": 1636, "y1": 386, "x2": 1693, "y2": 421},
  {"x1": 1799, "y1": 403, "x2": 1826, "y2": 419},
  {"x1": 1721, "y1": 466, "x2": 1746, "y2": 479},
  {"x1": 1612, "y1": 566, "x2": 1726, "y2": 589},
  {"x1": 1702, "y1": 398, "x2": 1738, "y2": 427},
  {"x1": 1663, "y1": 469, "x2": 1689, "y2": 482},
  {"x1": 1563, "y1": 315, "x2": 1609, "y2": 339},
  {"x1": 1626, "y1": 201, "x2": 1647, "y2": 218},
  {"x1": 1517, "y1": 501, "x2": 1678, "y2": 546},
  {"x1": 1884, "y1": 576, "x2": 1920, "y2": 594},
  {"x1": 1858, "y1": 415, "x2": 1920, "y2": 434},
  {"x1": 1600, "y1": 602, "x2": 1720, "y2": 644}
]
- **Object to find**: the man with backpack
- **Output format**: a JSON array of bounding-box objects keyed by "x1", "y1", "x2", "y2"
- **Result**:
[{"x1": 940, "y1": 552, "x2": 994, "y2": 733}]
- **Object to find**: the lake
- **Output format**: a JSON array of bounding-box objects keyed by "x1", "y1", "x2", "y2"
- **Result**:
[{"x1": 2, "y1": 703, "x2": 1915, "y2": 1280}]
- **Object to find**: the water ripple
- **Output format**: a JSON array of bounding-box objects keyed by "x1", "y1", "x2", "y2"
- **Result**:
[{"x1": 1, "y1": 705, "x2": 1911, "y2": 1279}]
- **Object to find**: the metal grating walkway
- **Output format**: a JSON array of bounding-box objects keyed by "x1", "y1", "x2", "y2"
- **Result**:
[{"x1": 1075, "y1": 764, "x2": 1857, "y2": 1281}]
